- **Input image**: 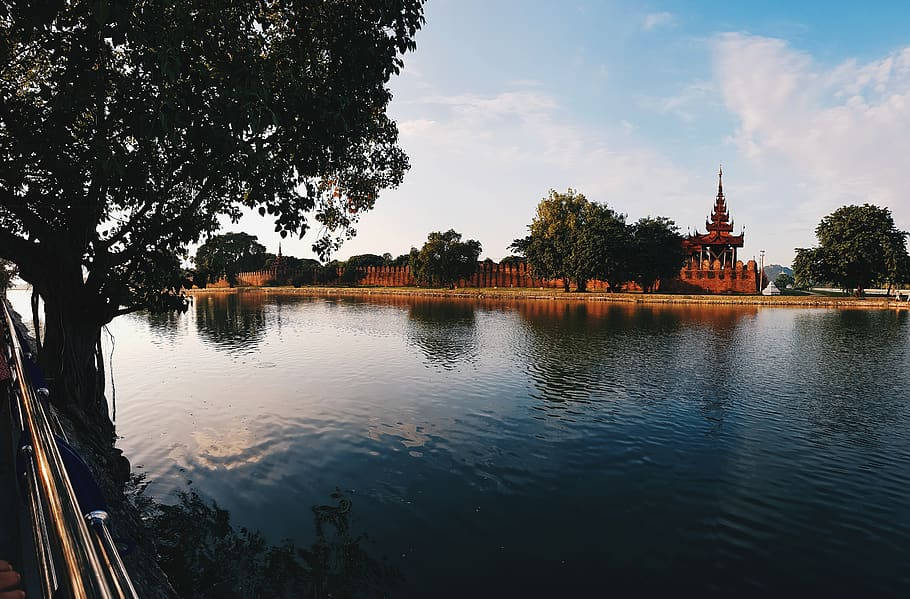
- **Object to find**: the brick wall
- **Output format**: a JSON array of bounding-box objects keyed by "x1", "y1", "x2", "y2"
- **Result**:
[{"x1": 211, "y1": 259, "x2": 760, "y2": 294}]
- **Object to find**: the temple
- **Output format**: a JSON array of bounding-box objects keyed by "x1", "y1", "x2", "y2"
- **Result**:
[{"x1": 683, "y1": 166, "x2": 744, "y2": 270}]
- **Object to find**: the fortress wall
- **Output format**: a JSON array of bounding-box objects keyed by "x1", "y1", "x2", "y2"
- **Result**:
[{"x1": 211, "y1": 259, "x2": 760, "y2": 294}]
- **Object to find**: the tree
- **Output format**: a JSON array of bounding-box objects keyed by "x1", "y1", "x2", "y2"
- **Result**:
[
  {"x1": 410, "y1": 230, "x2": 481, "y2": 288},
  {"x1": 510, "y1": 189, "x2": 589, "y2": 292},
  {"x1": 628, "y1": 217, "x2": 686, "y2": 293},
  {"x1": 0, "y1": 1, "x2": 424, "y2": 429},
  {"x1": 793, "y1": 204, "x2": 909, "y2": 296},
  {"x1": 0, "y1": 259, "x2": 17, "y2": 296},
  {"x1": 389, "y1": 253, "x2": 412, "y2": 267},
  {"x1": 498, "y1": 255, "x2": 526, "y2": 266},
  {"x1": 194, "y1": 233, "x2": 266, "y2": 286},
  {"x1": 574, "y1": 203, "x2": 630, "y2": 292},
  {"x1": 774, "y1": 273, "x2": 795, "y2": 290}
]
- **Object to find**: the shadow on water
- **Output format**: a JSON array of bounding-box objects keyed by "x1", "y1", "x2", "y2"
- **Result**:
[
  {"x1": 404, "y1": 298, "x2": 478, "y2": 370},
  {"x1": 194, "y1": 293, "x2": 267, "y2": 351},
  {"x1": 130, "y1": 477, "x2": 400, "y2": 599}
]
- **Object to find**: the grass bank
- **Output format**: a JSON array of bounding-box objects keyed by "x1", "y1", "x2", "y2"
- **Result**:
[{"x1": 187, "y1": 285, "x2": 903, "y2": 309}]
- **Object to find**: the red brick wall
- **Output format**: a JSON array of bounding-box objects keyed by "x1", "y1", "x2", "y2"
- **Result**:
[{"x1": 210, "y1": 259, "x2": 759, "y2": 294}]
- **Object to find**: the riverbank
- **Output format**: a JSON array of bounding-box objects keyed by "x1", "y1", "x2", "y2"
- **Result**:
[{"x1": 187, "y1": 285, "x2": 902, "y2": 308}]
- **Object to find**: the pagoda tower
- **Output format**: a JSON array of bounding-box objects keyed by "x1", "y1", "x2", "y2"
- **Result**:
[{"x1": 683, "y1": 167, "x2": 745, "y2": 269}]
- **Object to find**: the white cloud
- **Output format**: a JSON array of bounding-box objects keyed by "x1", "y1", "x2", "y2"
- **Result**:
[
  {"x1": 642, "y1": 12, "x2": 675, "y2": 31},
  {"x1": 714, "y1": 33, "x2": 910, "y2": 237}
]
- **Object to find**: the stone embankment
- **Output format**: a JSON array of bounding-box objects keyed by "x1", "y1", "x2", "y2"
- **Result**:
[{"x1": 188, "y1": 285, "x2": 900, "y2": 309}]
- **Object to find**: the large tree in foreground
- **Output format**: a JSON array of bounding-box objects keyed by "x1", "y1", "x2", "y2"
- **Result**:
[
  {"x1": 0, "y1": 1, "x2": 424, "y2": 429},
  {"x1": 410, "y1": 230, "x2": 482, "y2": 288},
  {"x1": 793, "y1": 204, "x2": 909, "y2": 296}
]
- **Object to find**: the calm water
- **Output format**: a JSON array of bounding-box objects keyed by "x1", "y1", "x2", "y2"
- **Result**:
[{"x1": 8, "y1": 290, "x2": 910, "y2": 596}]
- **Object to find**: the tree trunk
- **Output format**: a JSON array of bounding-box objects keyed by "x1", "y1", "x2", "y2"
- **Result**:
[
  {"x1": 576, "y1": 279, "x2": 587, "y2": 292},
  {"x1": 40, "y1": 291, "x2": 114, "y2": 438},
  {"x1": 562, "y1": 279, "x2": 570, "y2": 292}
]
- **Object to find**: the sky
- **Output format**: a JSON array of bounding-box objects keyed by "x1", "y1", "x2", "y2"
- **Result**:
[{"x1": 227, "y1": 0, "x2": 910, "y2": 268}]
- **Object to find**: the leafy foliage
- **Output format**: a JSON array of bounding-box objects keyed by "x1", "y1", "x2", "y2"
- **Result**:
[
  {"x1": 793, "y1": 204, "x2": 909, "y2": 295},
  {"x1": 194, "y1": 233, "x2": 267, "y2": 286},
  {"x1": 0, "y1": 0, "x2": 424, "y2": 419},
  {"x1": 575, "y1": 203, "x2": 631, "y2": 292},
  {"x1": 774, "y1": 273, "x2": 795, "y2": 290},
  {"x1": 628, "y1": 217, "x2": 686, "y2": 293},
  {"x1": 0, "y1": 259, "x2": 17, "y2": 294},
  {"x1": 510, "y1": 189, "x2": 589, "y2": 291},
  {"x1": 410, "y1": 230, "x2": 482, "y2": 288},
  {"x1": 511, "y1": 189, "x2": 634, "y2": 292}
]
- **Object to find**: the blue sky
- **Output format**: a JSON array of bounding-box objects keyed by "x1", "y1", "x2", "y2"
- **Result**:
[{"x1": 230, "y1": 0, "x2": 910, "y2": 267}]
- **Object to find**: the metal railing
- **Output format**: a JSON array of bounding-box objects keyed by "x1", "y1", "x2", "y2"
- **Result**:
[{"x1": 2, "y1": 300, "x2": 138, "y2": 598}]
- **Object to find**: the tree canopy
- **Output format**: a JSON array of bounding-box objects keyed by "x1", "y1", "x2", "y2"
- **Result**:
[
  {"x1": 510, "y1": 189, "x2": 590, "y2": 292},
  {"x1": 410, "y1": 230, "x2": 481, "y2": 288},
  {"x1": 0, "y1": 0, "x2": 425, "y2": 425},
  {"x1": 194, "y1": 233, "x2": 266, "y2": 286},
  {"x1": 793, "y1": 204, "x2": 909, "y2": 295},
  {"x1": 628, "y1": 217, "x2": 686, "y2": 293}
]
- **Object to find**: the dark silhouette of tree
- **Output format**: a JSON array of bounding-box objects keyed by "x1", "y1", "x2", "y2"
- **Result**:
[
  {"x1": 628, "y1": 217, "x2": 686, "y2": 293},
  {"x1": 794, "y1": 204, "x2": 909, "y2": 296},
  {"x1": 410, "y1": 230, "x2": 482, "y2": 288},
  {"x1": 194, "y1": 233, "x2": 266, "y2": 287},
  {"x1": 0, "y1": 259, "x2": 17, "y2": 296},
  {"x1": 0, "y1": 1, "x2": 425, "y2": 427},
  {"x1": 575, "y1": 203, "x2": 630, "y2": 292}
]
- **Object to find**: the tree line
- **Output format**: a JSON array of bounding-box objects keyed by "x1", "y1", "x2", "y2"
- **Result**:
[{"x1": 191, "y1": 189, "x2": 688, "y2": 292}]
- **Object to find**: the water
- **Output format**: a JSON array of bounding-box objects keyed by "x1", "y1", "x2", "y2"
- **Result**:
[{"x1": 8, "y1": 290, "x2": 910, "y2": 596}]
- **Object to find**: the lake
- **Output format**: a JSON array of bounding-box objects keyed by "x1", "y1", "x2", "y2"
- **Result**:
[{"x1": 7, "y1": 289, "x2": 910, "y2": 596}]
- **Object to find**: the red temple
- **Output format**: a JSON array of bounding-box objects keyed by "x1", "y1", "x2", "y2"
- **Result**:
[{"x1": 683, "y1": 166, "x2": 744, "y2": 269}]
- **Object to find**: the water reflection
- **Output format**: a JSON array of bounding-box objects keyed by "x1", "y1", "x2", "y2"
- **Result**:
[
  {"x1": 90, "y1": 289, "x2": 910, "y2": 597},
  {"x1": 194, "y1": 293, "x2": 267, "y2": 350},
  {"x1": 788, "y1": 309, "x2": 908, "y2": 445},
  {"x1": 404, "y1": 298, "x2": 479, "y2": 370},
  {"x1": 136, "y1": 480, "x2": 401, "y2": 599}
]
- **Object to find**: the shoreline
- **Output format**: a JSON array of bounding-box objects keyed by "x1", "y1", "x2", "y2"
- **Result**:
[{"x1": 186, "y1": 285, "x2": 905, "y2": 309}]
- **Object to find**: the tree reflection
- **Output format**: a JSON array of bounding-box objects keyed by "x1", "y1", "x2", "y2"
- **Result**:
[
  {"x1": 134, "y1": 479, "x2": 400, "y2": 598},
  {"x1": 405, "y1": 298, "x2": 479, "y2": 370},
  {"x1": 194, "y1": 292, "x2": 267, "y2": 350}
]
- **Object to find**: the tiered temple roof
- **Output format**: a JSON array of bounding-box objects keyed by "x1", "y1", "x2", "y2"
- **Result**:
[{"x1": 684, "y1": 167, "x2": 744, "y2": 250}]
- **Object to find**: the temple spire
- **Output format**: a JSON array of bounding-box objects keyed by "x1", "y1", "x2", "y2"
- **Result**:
[
  {"x1": 718, "y1": 165, "x2": 723, "y2": 196},
  {"x1": 278, "y1": 242, "x2": 282, "y2": 258}
]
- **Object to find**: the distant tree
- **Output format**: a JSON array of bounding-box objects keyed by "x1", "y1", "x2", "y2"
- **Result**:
[
  {"x1": 498, "y1": 255, "x2": 527, "y2": 266},
  {"x1": 0, "y1": 259, "x2": 17, "y2": 297},
  {"x1": 194, "y1": 233, "x2": 267, "y2": 286},
  {"x1": 628, "y1": 217, "x2": 686, "y2": 293},
  {"x1": 510, "y1": 189, "x2": 590, "y2": 292},
  {"x1": 794, "y1": 204, "x2": 909, "y2": 296},
  {"x1": 575, "y1": 203, "x2": 630, "y2": 292},
  {"x1": 774, "y1": 273, "x2": 795, "y2": 290},
  {"x1": 0, "y1": 1, "x2": 424, "y2": 426},
  {"x1": 410, "y1": 230, "x2": 482, "y2": 288},
  {"x1": 390, "y1": 253, "x2": 412, "y2": 267}
]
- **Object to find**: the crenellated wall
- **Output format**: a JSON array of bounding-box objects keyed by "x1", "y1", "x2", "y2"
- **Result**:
[{"x1": 210, "y1": 259, "x2": 760, "y2": 294}]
